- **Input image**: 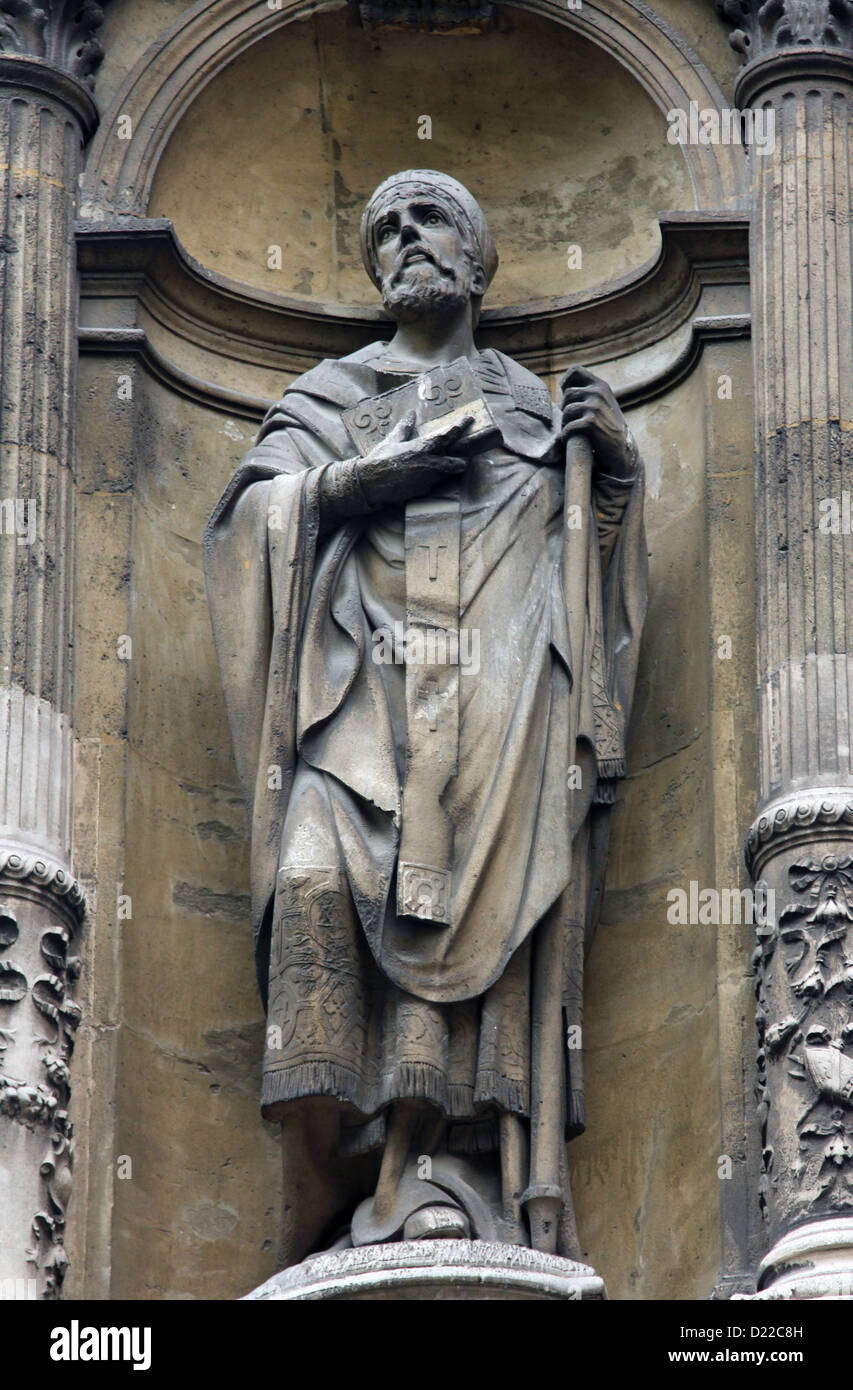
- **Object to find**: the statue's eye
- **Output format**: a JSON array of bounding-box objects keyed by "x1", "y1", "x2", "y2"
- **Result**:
[
  {"x1": 377, "y1": 222, "x2": 395, "y2": 242},
  {"x1": 424, "y1": 211, "x2": 444, "y2": 226}
]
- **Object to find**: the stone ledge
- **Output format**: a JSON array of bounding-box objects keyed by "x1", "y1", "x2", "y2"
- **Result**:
[
  {"x1": 243, "y1": 1240, "x2": 607, "y2": 1301},
  {"x1": 77, "y1": 213, "x2": 750, "y2": 408}
]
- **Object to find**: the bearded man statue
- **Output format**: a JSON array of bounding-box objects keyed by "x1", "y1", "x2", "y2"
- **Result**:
[{"x1": 204, "y1": 170, "x2": 647, "y2": 1268}]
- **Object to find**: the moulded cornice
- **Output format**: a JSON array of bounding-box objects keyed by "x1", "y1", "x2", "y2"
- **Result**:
[{"x1": 76, "y1": 211, "x2": 750, "y2": 415}]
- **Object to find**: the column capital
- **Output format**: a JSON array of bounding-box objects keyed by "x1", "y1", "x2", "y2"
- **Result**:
[
  {"x1": 718, "y1": 0, "x2": 853, "y2": 59},
  {"x1": 0, "y1": 1, "x2": 108, "y2": 88},
  {"x1": 717, "y1": 0, "x2": 853, "y2": 103}
]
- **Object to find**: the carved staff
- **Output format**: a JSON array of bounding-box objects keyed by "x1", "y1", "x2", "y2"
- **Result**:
[
  {"x1": 562, "y1": 431, "x2": 594, "y2": 727},
  {"x1": 523, "y1": 425, "x2": 593, "y2": 1252}
]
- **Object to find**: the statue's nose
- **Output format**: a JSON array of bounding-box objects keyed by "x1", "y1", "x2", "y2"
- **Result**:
[{"x1": 399, "y1": 220, "x2": 420, "y2": 244}]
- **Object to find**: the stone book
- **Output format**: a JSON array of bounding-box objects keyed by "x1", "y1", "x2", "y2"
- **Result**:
[{"x1": 342, "y1": 357, "x2": 499, "y2": 455}]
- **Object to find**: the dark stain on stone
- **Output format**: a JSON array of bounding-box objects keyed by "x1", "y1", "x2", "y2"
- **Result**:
[
  {"x1": 195, "y1": 819, "x2": 245, "y2": 842},
  {"x1": 292, "y1": 267, "x2": 315, "y2": 295},
  {"x1": 172, "y1": 881, "x2": 250, "y2": 921}
]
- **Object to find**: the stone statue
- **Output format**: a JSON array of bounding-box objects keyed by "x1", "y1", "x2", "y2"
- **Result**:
[{"x1": 204, "y1": 170, "x2": 647, "y2": 1271}]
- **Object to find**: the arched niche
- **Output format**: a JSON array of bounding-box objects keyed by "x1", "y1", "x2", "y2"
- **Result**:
[
  {"x1": 144, "y1": 6, "x2": 696, "y2": 305},
  {"x1": 81, "y1": 0, "x2": 749, "y2": 308}
]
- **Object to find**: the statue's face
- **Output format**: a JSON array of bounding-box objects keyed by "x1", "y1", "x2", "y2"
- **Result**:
[{"x1": 372, "y1": 194, "x2": 480, "y2": 321}]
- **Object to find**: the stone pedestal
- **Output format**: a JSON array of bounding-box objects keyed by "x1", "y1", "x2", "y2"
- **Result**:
[{"x1": 244, "y1": 1241, "x2": 607, "y2": 1301}]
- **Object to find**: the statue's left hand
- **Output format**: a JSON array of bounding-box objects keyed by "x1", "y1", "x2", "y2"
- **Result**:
[{"x1": 559, "y1": 364, "x2": 635, "y2": 482}]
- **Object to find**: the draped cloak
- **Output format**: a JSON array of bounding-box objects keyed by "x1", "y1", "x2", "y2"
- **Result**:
[{"x1": 203, "y1": 341, "x2": 647, "y2": 1155}]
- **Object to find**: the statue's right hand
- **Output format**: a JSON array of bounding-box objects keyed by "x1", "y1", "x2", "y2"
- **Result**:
[{"x1": 357, "y1": 410, "x2": 473, "y2": 506}]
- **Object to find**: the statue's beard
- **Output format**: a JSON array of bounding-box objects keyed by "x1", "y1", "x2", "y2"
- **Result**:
[{"x1": 381, "y1": 259, "x2": 471, "y2": 323}]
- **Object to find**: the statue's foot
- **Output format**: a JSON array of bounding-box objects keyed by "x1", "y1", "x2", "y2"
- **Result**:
[{"x1": 403, "y1": 1204, "x2": 471, "y2": 1241}]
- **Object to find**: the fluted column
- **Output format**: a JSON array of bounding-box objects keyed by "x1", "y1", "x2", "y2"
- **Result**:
[
  {"x1": 0, "y1": 2, "x2": 105, "y2": 1299},
  {"x1": 718, "y1": 0, "x2": 853, "y2": 1298}
]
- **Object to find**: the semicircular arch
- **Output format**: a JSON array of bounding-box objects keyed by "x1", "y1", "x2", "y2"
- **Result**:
[{"x1": 81, "y1": 0, "x2": 748, "y2": 223}]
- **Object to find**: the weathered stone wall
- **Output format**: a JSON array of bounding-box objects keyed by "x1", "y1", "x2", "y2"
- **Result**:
[
  {"x1": 570, "y1": 342, "x2": 757, "y2": 1299},
  {"x1": 65, "y1": 0, "x2": 757, "y2": 1300}
]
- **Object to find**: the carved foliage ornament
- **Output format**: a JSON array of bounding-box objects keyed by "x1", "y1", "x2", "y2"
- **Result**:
[
  {"x1": 718, "y1": 0, "x2": 853, "y2": 59},
  {"x1": 0, "y1": 906, "x2": 80, "y2": 1297},
  {"x1": 0, "y1": 0, "x2": 107, "y2": 86},
  {"x1": 755, "y1": 856, "x2": 853, "y2": 1223}
]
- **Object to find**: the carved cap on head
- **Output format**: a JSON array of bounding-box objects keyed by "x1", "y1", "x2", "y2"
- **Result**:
[{"x1": 360, "y1": 169, "x2": 498, "y2": 292}]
